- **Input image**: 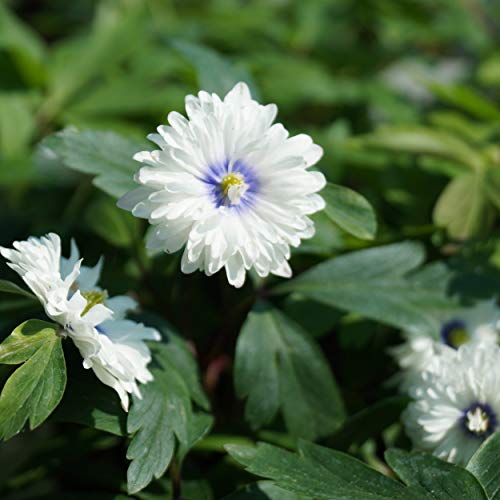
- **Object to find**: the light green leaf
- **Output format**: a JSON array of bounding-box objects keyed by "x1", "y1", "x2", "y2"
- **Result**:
[
  {"x1": 467, "y1": 432, "x2": 500, "y2": 499},
  {"x1": 173, "y1": 40, "x2": 260, "y2": 99},
  {"x1": 234, "y1": 302, "x2": 344, "y2": 440},
  {"x1": 85, "y1": 195, "x2": 141, "y2": 248},
  {"x1": 0, "y1": 280, "x2": 36, "y2": 300},
  {"x1": 359, "y1": 126, "x2": 485, "y2": 171},
  {"x1": 0, "y1": 320, "x2": 66, "y2": 440},
  {"x1": 273, "y1": 242, "x2": 454, "y2": 334},
  {"x1": 42, "y1": 128, "x2": 147, "y2": 198},
  {"x1": 433, "y1": 173, "x2": 493, "y2": 239},
  {"x1": 126, "y1": 337, "x2": 211, "y2": 494},
  {"x1": 385, "y1": 449, "x2": 488, "y2": 500},
  {"x1": 226, "y1": 441, "x2": 419, "y2": 499},
  {"x1": 429, "y1": 83, "x2": 500, "y2": 121},
  {"x1": 323, "y1": 183, "x2": 377, "y2": 240},
  {"x1": 0, "y1": 93, "x2": 37, "y2": 157}
]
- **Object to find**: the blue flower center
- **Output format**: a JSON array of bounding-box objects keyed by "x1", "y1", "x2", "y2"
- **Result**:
[
  {"x1": 440, "y1": 319, "x2": 469, "y2": 348},
  {"x1": 460, "y1": 403, "x2": 497, "y2": 439},
  {"x1": 203, "y1": 159, "x2": 259, "y2": 209}
]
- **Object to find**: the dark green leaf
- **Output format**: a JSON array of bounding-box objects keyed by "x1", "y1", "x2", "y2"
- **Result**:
[
  {"x1": 273, "y1": 242, "x2": 453, "y2": 334},
  {"x1": 224, "y1": 481, "x2": 309, "y2": 499},
  {"x1": 467, "y1": 432, "x2": 500, "y2": 499},
  {"x1": 385, "y1": 449, "x2": 488, "y2": 499},
  {"x1": 234, "y1": 302, "x2": 344, "y2": 440},
  {"x1": 226, "y1": 441, "x2": 419, "y2": 499},
  {"x1": 126, "y1": 338, "x2": 211, "y2": 494},
  {"x1": 0, "y1": 279, "x2": 36, "y2": 300},
  {"x1": 53, "y1": 341, "x2": 126, "y2": 436},
  {"x1": 323, "y1": 183, "x2": 377, "y2": 240},
  {"x1": 329, "y1": 396, "x2": 410, "y2": 450},
  {"x1": 0, "y1": 320, "x2": 66, "y2": 440},
  {"x1": 85, "y1": 195, "x2": 141, "y2": 248}
]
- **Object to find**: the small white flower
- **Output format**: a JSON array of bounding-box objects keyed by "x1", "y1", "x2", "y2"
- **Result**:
[
  {"x1": 403, "y1": 343, "x2": 500, "y2": 465},
  {"x1": 0, "y1": 233, "x2": 160, "y2": 411},
  {"x1": 118, "y1": 82, "x2": 326, "y2": 288},
  {"x1": 391, "y1": 300, "x2": 499, "y2": 389}
]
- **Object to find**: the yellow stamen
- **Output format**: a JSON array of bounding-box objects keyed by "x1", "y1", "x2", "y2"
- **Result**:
[
  {"x1": 448, "y1": 327, "x2": 469, "y2": 348},
  {"x1": 81, "y1": 290, "x2": 108, "y2": 316},
  {"x1": 221, "y1": 173, "x2": 244, "y2": 196}
]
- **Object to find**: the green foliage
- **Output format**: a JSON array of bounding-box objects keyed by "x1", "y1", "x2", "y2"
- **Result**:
[
  {"x1": 126, "y1": 326, "x2": 211, "y2": 494},
  {"x1": 0, "y1": 279, "x2": 36, "y2": 299},
  {"x1": 385, "y1": 449, "x2": 487, "y2": 499},
  {"x1": 234, "y1": 302, "x2": 344, "y2": 440},
  {"x1": 227, "y1": 441, "x2": 418, "y2": 499},
  {"x1": 467, "y1": 433, "x2": 500, "y2": 499},
  {"x1": 42, "y1": 128, "x2": 147, "y2": 198},
  {"x1": 323, "y1": 183, "x2": 377, "y2": 240},
  {"x1": 228, "y1": 441, "x2": 492, "y2": 500},
  {"x1": 1, "y1": 0, "x2": 500, "y2": 498},
  {"x1": 274, "y1": 242, "x2": 454, "y2": 334},
  {"x1": 0, "y1": 320, "x2": 66, "y2": 440}
]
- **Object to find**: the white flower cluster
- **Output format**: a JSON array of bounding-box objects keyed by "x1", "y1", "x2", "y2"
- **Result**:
[
  {"x1": 393, "y1": 301, "x2": 500, "y2": 464},
  {"x1": 0, "y1": 233, "x2": 160, "y2": 411},
  {"x1": 0, "y1": 83, "x2": 327, "y2": 415}
]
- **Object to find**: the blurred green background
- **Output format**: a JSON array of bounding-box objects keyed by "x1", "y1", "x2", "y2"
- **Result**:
[{"x1": 1, "y1": 0, "x2": 500, "y2": 497}]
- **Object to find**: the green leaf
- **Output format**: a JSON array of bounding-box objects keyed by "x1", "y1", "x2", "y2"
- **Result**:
[
  {"x1": 429, "y1": 83, "x2": 500, "y2": 121},
  {"x1": 0, "y1": 93, "x2": 37, "y2": 157},
  {"x1": 126, "y1": 337, "x2": 211, "y2": 494},
  {"x1": 173, "y1": 40, "x2": 260, "y2": 99},
  {"x1": 322, "y1": 183, "x2": 377, "y2": 240},
  {"x1": 42, "y1": 128, "x2": 147, "y2": 198},
  {"x1": 385, "y1": 449, "x2": 488, "y2": 500},
  {"x1": 226, "y1": 441, "x2": 419, "y2": 499},
  {"x1": 53, "y1": 342, "x2": 126, "y2": 436},
  {"x1": 329, "y1": 396, "x2": 410, "y2": 451},
  {"x1": 467, "y1": 432, "x2": 500, "y2": 499},
  {"x1": 273, "y1": 242, "x2": 453, "y2": 334},
  {"x1": 224, "y1": 481, "x2": 309, "y2": 499},
  {"x1": 433, "y1": 173, "x2": 493, "y2": 239},
  {"x1": 0, "y1": 4, "x2": 46, "y2": 86},
  {"x1": 0, "y1": 320, "x2": 66, "y2": 440},
  {"x1": 0, "y1": 279, "x2": 36, "y2": 300},
  {"x1": 484, "y1": 166, "x2": 500, "y2": 211},
  {"x1": 85, "y1": 195, "x2": 141, "y2": 248},
  {"x1": 234, "y1": 302, "x2": 344, "y2": 440},
  {"x1": 45, "y1": 4, "x2": 147, "y2": 115},
  {"x1": 359, "y1": 126, "x2": 485, "y2": 171}
]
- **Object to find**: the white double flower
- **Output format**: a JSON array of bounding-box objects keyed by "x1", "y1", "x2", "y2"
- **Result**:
[{"x1": 1, "y1": 233, "x2": 160, "y2": 411}]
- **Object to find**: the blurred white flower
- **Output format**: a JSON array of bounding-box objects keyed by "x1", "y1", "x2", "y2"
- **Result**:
[
  {"x1": 118, "y1": 82, "x2": 326, "y2": 287},
  {"x1": 0, "y1": 233, "x2": 160, "y2": 411},
  {"x1": 379, "y1": 57, "x2": 468, "y2": 104},
  {"x1": 391, "y1": 300, "x2": 499, "y2": 389},
  {"x1": 403, "y1": 343, "x2": 500, "y2": 465}
]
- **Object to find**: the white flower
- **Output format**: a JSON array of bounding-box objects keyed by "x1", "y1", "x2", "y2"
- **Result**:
[
  {"x1": 118, "y1": 82, "x2": 326, "y2": 287},
  {"x1": 0, "y1": 233, "x2": 111, "y2": 354},
  {"x1": 0, "y1": 233, "x2": 160, "y2": 411},
  {"x1": 403, "y1": 343, "x2": 500, "y2": 465},
  {"x1": 391, "y1": 300, "x2": 499, "y2": 389}
]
